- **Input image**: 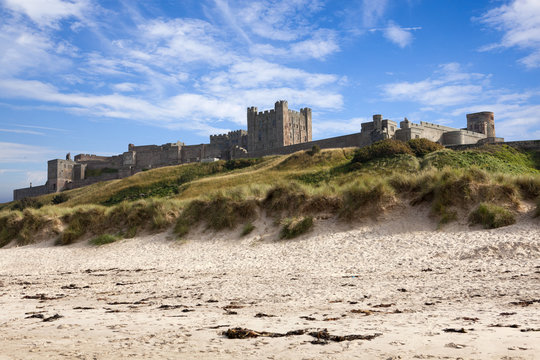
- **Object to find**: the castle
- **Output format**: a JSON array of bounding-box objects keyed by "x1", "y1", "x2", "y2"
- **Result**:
[{"x1": 13, "y1": 101, "x2": 501, "y2": 200}]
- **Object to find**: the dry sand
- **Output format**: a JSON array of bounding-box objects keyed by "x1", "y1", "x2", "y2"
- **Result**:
[{"x1": 0, "y1": 206, "x2": 539, "y2": 359}]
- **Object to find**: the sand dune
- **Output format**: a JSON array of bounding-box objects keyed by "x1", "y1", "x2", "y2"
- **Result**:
[{"x1": 0, "y1": 207, "x2": 538, "y2": 359}]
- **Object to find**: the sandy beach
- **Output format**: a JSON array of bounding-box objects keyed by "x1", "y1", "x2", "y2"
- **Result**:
[{"x1": 0, "y1": 206, "x2": 538, "y2": 359}]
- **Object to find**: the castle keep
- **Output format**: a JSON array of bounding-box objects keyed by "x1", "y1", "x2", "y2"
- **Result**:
[{"x1": 13, "y1": 101, "x2": 501, "y2": 200}]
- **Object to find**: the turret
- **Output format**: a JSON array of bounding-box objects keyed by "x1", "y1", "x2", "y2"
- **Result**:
[{"x1": 467, "y1": 111, "x2": 495, "y2": 137}]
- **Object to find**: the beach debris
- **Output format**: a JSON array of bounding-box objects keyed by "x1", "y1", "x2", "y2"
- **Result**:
[
  {"x1": 223, "y1": 302, "x2": 244, "y2": 310},
  {"x1": 300, "y1": 316, "x2": 316, "y2": 321},
  {"x1": 61, "y1": 284, "x2": 89, "y2": 290},
  {"x1": 25, "y1": 314, "x2": 45, "y2": 319},
  {"x1": 222, "y1": 327, "x2": 382, "y2": 344},
  {"x1": 206, "y1": 299, "x2": 218, "y2": 303},
  {"x1": 489, "y1": 323, "x2": 520, "y2": 328},
  {"x1": 397, "y1": 288, "x2": 407, "y2": 292},
  {"x1": 424, "y1": 302, "x2": 435, "y2": 306},
  {"x1": 499, "y1": 312, "x2": 516, "y2": 316},
  {"x1": 222, "y1": 328, "x2": 306, "y2": 339},
  {"x1": 158, "y1": 304, "x2": 184, "y2": 310},
  {"x1": 443, "y1": 328, "x2": 467, "y2": 333},
  {"x1": 308, "y1": 329, "x2": 382, "y2": 344},
  {"x1": 181, "y1": 309, "x2": 194, "y2": 313},
  {"x1": 372, "y1": 303, "x2": 394, "y2": 308},
  {"x1": 445, "y1": 342, "x2": 466, "y2": 349},
  {"x1": 22, "y1": 293, "x2": 65, "y2": 301},
  {"x1": 73, "y1": 307, "x2": 94, "y2": 310},
  {"x1": 520, "y1": 328, "x2": 540, "y2": 332},
  {"x1": 460, "y1": 317, "x2": 480, "y2": 322},
  {"x1": 254, "y1": 313, "x2": 276, "y2": 318},
  {"x1": 225, "y1": 311, "x2": 237, "y2": 315},
  {"x1": 43, "y1": 314, "x2": 63, "y2": 322},
  {"x1": 322, "y1": 317, "x2": 340, "y2": 321},
  {"x1": 510, "y1": 299, "x2": 540, "y2": 307},
  {"x1": 421, "y1": 268, "x2": 433, "y2": 272},
  {"x1": 350, "y1": 309, "x2": 372, "y2": 315}
]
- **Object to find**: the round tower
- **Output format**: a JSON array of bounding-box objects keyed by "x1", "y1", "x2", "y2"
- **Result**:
[{"x1": 466, "y1": 111, "x2": 495, "y2": 137}]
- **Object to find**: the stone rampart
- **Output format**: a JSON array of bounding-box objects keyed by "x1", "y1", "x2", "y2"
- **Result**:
[
  {"x1": 13, "y1": 185, "x2": 49, "y2": 201},
  {"x1": 236, "y1": 133, "x2": 362, "y2": 158},
  {"x1": 448, "y1": 140, "x2": 540, "y2": 151}
]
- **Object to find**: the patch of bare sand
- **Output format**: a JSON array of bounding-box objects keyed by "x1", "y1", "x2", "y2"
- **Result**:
[{"x1": 0, "y1": 206, "x2": 538, "y2": 359}]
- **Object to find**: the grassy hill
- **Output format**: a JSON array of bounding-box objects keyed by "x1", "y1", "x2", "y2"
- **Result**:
[{"x1": 1, "y1": 141, "x2": 539, "y2": 248}]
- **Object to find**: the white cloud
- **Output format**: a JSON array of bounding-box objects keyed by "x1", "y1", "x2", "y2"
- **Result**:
[
  {"x1": 0, "y1": 22, "x2": 71, "y2": 77},
  {"x1": 112, "y1": 82, "x2": 138, "y2": 92},
  {"x1": 291, "y1": 30, "x2": 340, "y2": 59},
  {"x1": 1, "y1": 0, "x2": 90, "y2": 28},
  {"x1": 383, "y1": 22, "x2": 414, "y2": 48},
  {"x1": 381, "y1": 63, "x2": 487, "y2": 106},
  {"x1": 479, "y1": 0, "x2": 540, "y2": 68},
  {"x1": 228, "y1": 0, "x2": 324, "y2": 41},
  {"x1": 362, "y1": 0, "x2": 388, "y2": 27},
  {"x1": 250, "y1": 30, "x2": 340, "y2": 60}
]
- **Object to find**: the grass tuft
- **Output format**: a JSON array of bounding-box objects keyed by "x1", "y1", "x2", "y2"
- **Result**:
[
  {"x1": 240, "y1": 222, "x2": 255, "y2": 237},
  {"x1": 280, "y1": 216, "x2": 313, "y2": 239},
  {"x1": 89, "y1": 234, "x2": 119, "y2": 246},
  {"x1": 469, "y1": 203, "x2": 516, "y2": 229}
]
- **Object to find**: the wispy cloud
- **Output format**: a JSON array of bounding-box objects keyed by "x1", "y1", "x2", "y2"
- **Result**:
[
  {"x1": 381, "y1": 63, "x2": 487, "y2": 106},
  {"x1": 1, "y1": 0, "x2": 91, "y2": 28},
  {"x1": 0, "y1": 142, "x2": 57, "y2": 162},
  {"x1": 382, "y1": 23, "x2": 419, "y2": 48},
  {"x1": 478, "y1": 0, "x2": 540, "y2": 68},
  {"x1": 0, "y1": 128, "x2": 44, "y2": 135},
  {"x1": 362, "y1": 0, "x2": 388, "y2": 27}
]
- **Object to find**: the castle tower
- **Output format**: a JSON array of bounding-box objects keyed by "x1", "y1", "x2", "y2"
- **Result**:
[
  {"x1": 373, "y1": 114, "x2": 383, "y2": 130},
  {"x1": 275, "y1": 100, "x2": 288, "y2": 146},
  {"x1": 246, "y1": 106, "x2": 258, "y2": 151},
  {"x1": 246, "y1": 100, "x2": 312, "y2": 152},
  {"x1": 467, "y1": 111, "x2": 495, "y2": 137}
]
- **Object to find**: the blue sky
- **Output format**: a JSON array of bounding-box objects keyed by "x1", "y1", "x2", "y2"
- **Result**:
[{"x1": 1, "y1": 0, "x2": 540, "y2": 202}]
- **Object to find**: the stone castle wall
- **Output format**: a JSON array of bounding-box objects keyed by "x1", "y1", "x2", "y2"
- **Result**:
[{"x1": 12, "y1": 103, "x2": 505, "y2": 201}]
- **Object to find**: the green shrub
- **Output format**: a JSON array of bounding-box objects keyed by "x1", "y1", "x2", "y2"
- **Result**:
[
  {"x1": 307, "y1": 145, "x2": 321, "y2": 156},
  {"x1": 352, "y1": 140, "x2": 413, "y2": 164},
  {"x1": 89, "y1": 234, "x2": 119, "y2": 246},
  {"x1": 280, "y1": 216, "x2": 313, "y2": 239},
  {"x1": 12, "y1": 197, "x2": 42, "y2": 211},
  {"x1": 240, "y1": 222, "x2": 255, "y2": 236},
  {"x1": 469, "y1": 203, "x2": 516, "y2": 229},
  {"x1": 407, "y1": 138, "x2": 444, "y2": 157},
  {"x1": 52, "y1": 193, "x2": 69, "y2": 205}
]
